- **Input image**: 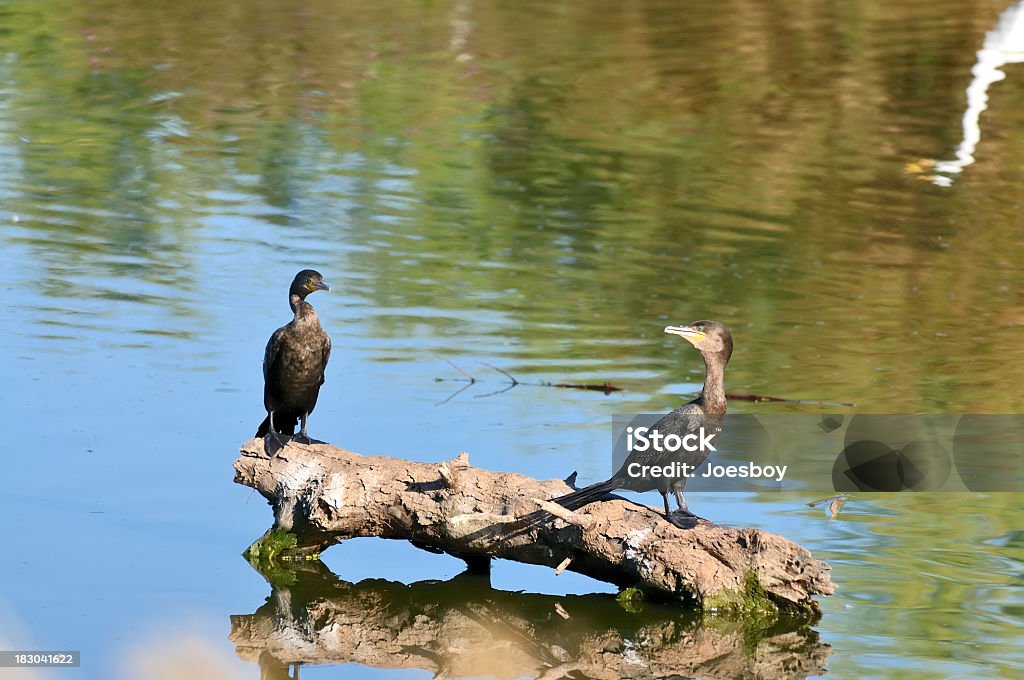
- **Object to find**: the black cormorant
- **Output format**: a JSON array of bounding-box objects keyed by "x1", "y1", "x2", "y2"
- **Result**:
[
  {"x1": 554, "y1": 320, "x2": 733, "y2": 519},
  {"x1": 255, "y1": 270, "x2": 332, "y2": 450}
]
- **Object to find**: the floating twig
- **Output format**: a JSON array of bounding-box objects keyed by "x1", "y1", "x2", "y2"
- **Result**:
[
  {"x1": 545, "y1": 381, "x2": 622, "y2": 394},
  {"x1": 473, "y1": 381, "x2": 519, "y2": 399},
  {"x1": 435, "y1": 381, "x2": 474, "y2": 406},
  {"x1": 435, "y1": 357, "x2": 848, "y2": 406},
  {"x1": 472, "y1": 361, "x2": 522, "y2": 399},
  {"x1": 435, "y1": 357, "x2": 622, "y2": 401},
  {"x1": 478, "y1": 360, "x2": 518, "y2": 385},
  {"x1": 436, "y1": 354, "x2": 476, "y2": 383},
  {"x1": 727, "y1": 393, "x2": 854, "y2": 407}
]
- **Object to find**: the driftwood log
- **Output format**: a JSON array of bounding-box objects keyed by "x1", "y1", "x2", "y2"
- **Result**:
[
  {"x1": 230, "y1": 560, "x2": 832, "y2": 680},
  {"x1": 233, "y1": 439, "x2": 834, "y2": 615}
]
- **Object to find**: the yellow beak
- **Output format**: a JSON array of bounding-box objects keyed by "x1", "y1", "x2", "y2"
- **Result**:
[{"x1": 664, "y1": 325, "x2": 706, "y2": 345}]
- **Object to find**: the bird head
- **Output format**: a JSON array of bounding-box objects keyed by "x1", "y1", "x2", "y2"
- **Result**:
[
  {"x1": 664, "y1": 320, "x2": 733, "y2": 363},
  {"x1": 290, "y1": 269, "x2": 330, "y2": 298}
]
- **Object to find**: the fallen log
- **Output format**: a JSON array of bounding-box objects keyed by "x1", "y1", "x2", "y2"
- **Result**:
[
  {"x1": 230, "y1": 560, "x2": 832, "y2": 679},
  {"x1": 233, "y1": 438, "x2": 834, "y2": 615}
]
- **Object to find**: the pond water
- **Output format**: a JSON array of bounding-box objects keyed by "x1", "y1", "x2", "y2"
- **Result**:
[{"x1": 2, "y1": 0, "x2": 1023, "y2": 677}]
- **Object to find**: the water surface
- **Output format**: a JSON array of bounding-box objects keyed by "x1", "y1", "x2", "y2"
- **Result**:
[{"x1": 2, "y1": 0, "x2": 1023, "y2": 677}]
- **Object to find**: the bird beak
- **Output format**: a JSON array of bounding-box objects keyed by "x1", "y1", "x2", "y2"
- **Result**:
[
  {"x1": 314, "y1": 281, "x2": 331, "y2": 292},
  {"x1": 664, "y1": 324, "x2": 705, "y2": 346}
]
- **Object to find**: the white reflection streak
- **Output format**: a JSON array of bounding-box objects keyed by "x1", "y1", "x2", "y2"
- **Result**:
[
  {"x1": 449, "y1": 1, "x2": 474, "y2": 63},
  {"x1": 931, "y1": 1, "x2": 1024, "y2": 186}
]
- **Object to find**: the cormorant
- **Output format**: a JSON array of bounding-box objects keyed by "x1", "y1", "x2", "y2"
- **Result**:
[
  {"x1": 255, "y1": 269, "x2": 332, "y2": 451},
  {"x1": 554, "y1": 320, "x2": 733, "y2": 520}
]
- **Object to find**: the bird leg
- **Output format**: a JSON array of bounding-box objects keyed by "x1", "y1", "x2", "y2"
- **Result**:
[
  {"x1": 660, "y1": 488, "x2": 698, "y2": 528},
  {"x1": 292, "y1": 413, "x2": 326, "y2": 446},
  {"x1": 263, "y1": 411, "x2": 289, "y2": 456},
  {"x1": 674, "y1": 489, "x2": 695, "y2": 517},
  {"x1": 661, "y1": 491, "x2": 695, "y2": 528},
  {"x1": 292, "y1": 413, "x2": 312, "y2": 445}
]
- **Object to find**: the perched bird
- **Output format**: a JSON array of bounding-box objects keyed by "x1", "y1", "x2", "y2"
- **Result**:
[
  {"x1": 554, "y1": 321, "x2": 733, "y2": 519},
  {"x1": 255, "y1": 270, "x2": 332, "y2": 451}
]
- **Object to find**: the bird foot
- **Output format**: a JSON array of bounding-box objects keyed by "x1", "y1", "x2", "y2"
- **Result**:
[
  {"x1": 291, "y1": 434, "x2": 326, "y2": 446},
  {"x1": 263, "y1": 432, "x2": 291, "y2": 457},
  {"x1": 665, "y1": 509, "x2": 699, "y2": 529}
]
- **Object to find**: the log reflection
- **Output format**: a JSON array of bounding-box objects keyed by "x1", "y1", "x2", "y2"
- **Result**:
[{"x1": 231, "y1": 560, "x2": 830, "y2": 679}]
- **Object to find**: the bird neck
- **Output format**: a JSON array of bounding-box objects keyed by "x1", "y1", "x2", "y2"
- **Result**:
[
  {"x1": 699, "y1": 353, "x2": 727, "y2": 412},
  {"x1": 289, "y1": 293, "x2": 318, "y2": 323}
]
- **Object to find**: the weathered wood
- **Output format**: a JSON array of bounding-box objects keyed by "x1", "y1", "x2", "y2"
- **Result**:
[
  {"x1": 230, "y1": 561, "x2": 832, "y2": 680},
  {"x1": 233, "y1": 438, "x2": 834, "y2": 614}
]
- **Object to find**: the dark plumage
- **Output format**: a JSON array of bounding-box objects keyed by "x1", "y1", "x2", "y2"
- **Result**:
[
  {"x1": 255, "y1": 270, "x2": 332, "y2": 447},
  {"x1": 554, "y1": 320, "x2": 733, "y2": 519}
]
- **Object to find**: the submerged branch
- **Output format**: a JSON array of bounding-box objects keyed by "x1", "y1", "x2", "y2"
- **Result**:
[{"x1": 233, "y1": 439, "x2": 834, "y2": 615}]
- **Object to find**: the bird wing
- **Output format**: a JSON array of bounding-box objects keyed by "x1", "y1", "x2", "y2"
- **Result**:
[
  {"x1": 651, "y1": 403, "x2": 702, "y2": 432},
  {"x1": 319, "y1": 333, "x2": 331, "y2": 385},
  {"x1": 263, "y1": 326, "x2": 288, "y2": 383}
]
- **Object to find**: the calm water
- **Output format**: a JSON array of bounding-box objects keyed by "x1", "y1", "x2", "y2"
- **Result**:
[{"x1": 2, "y1": 0, "x2": 1024, "y2": 677}]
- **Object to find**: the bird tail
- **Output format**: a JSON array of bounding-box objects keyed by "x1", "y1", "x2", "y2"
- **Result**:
[
  {"x1": 462, "y1": 478, "x2": 619, "y2": 546},
  {"x1": 553, "y1": 479, "x2": 618, "y2": 511},
  {"x1": 255, "y1": 414, "x2": 297, "y2": 438}
]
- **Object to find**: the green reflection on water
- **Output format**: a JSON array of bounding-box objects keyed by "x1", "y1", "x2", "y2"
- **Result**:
[{"x1": 5, "y1": 0, "x2": 1023, "y2": 409}]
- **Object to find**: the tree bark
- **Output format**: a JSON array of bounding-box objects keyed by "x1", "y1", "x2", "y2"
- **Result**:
[{"x1": 233, "y1": 439, "x2": 834, "y2": 615}]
